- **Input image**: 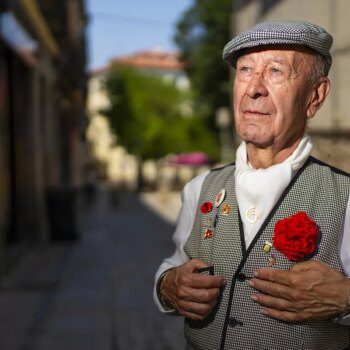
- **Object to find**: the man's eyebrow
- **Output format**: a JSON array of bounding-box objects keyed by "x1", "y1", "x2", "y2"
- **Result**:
[
  {"x1": 237, "y1": 57, "x2": 253, "y2": 64},
  {"x1": 238, "y1": 56, "x2": 289, "y2": 65},
  {"x1": 268, "y1": 58, "x2": 288, "y2": 64}
]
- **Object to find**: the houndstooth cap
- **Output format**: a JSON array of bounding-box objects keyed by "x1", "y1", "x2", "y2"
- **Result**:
[{"x1": 223, "y1": 21, "x2": 333, "y2": 71}]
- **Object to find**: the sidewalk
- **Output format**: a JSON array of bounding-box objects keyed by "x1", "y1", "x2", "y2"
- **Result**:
[{"x1": 0, "y1": 186, "x2": 185, "y2": 350}]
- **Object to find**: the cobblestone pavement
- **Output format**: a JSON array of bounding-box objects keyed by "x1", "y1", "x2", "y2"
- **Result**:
[{"x1": 0, "y1": 187, "x2": 186, "y2": 350}]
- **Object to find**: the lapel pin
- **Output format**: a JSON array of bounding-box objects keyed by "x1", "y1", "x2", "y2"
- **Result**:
[
  {"x1": 221, "y1": 203, "x2": 231, "y2": 216},
  {"x1": 204, "y1": 217, "x2": 214, "y2": 227},
  {"x1": 203, "y1": 228, "x2": 214, "y2": 239},
  {"x1": 262, "y1": 241, "x2": 273, "y2": 254},
  {"x1": 213, "y1": 214, "x2": 219, "y2": 228},
  {"x1": 215, "y1": 189, "x2": 226, "y2": 207},
  {"x1": 268, "y1": 255, "x2": 277, "y2": 266},
  {"x1": 201, "y1": 201, "x2": 213, "y2": 214},
  {"x1": 246, "y1": 206, "x2": 259, "y2": 224}
]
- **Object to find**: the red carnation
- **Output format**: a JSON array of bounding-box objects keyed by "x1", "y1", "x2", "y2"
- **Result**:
[
  {"x1": 273, "y1": 212, "x2": 319, "y2": 261},
  {"x1": 201, "y1": 201, "x2": 213, "y2": 214}
]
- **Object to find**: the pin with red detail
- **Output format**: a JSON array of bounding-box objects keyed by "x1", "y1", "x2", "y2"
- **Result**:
[
  {"x1": 221, "y1": 203, "x2": 230, "y2": 216},
  {"x1": 201, "y1": 201, "x2": 213, "y2": 214},
  {"x1": 215, "y1": 189, "x2": 226, "y2": 207},
  {"x1": 203, "y1": 228, "x2": 214, "y2": 239}
]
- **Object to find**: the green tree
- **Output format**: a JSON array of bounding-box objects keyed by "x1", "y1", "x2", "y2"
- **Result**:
[
  {"x1": 174, "y1": 0, "x2": 233, "y2": 127},
  {"x1": 101, "y1": 66, "x2": 219, "y2": 160}
]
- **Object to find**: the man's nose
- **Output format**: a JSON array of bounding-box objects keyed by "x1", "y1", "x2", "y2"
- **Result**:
[{"x1": 246, "y1": 72, "x2": 268, "y2": 99}]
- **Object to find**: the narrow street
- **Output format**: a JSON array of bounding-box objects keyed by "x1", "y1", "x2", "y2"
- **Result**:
[{"x1": 0, "y1": 186, "x2": 186, "y2": 350}]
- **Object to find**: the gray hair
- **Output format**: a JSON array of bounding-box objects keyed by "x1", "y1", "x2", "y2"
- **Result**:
[{"x1": 309, "y1": 52, "x2": 330, "y2": 83}]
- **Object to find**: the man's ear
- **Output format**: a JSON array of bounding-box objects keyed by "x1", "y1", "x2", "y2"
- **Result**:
[{"x1": 307, "y1": 77, "x2": 331, "y2": 119}]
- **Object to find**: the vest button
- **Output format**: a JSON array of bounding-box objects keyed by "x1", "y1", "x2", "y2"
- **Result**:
[
  {"x1": 237, "y1": 273, "x2": 246, "y2": 282},
  {"x1": 228, "y1": 317, "x2": 238, "y2": 327}
]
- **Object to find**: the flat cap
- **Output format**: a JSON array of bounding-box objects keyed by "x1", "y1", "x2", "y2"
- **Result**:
[{"x1": 223, "y1": 21, "x2": 333, "y2": 70}]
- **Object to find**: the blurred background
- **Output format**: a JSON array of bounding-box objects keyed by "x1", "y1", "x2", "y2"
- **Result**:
[{"x1": 0, "y1": 0, "x2": 349, "y2": 349}]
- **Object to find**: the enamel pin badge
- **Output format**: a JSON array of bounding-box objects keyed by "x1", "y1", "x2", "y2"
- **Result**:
[
  {"x1": 204, "y1": 217, "x2": 214, "y2": 227},
  {"x1": 221, "y1": 203, "x2": 230, "y2": 216},
  {"x1": 215, "y1": 189, "x2": 226, "y2": 207},
  {"x1": 262, "y1": 241, "x2": 272, "y2": 254},
  {"x1": 268, "y1": 255, "x2": 277, "y2": 266},
  {"x1": 201, "y1": 201, "x2": 213, "y2": 214},
  {"x1": 246, "y1": 206, "x2": 259, "y2": 224},
  {"x1": 261, "y1": 241, "x2": 277, "y2": 266},
  {"x1": 203, "y1": 228, "x2": 214, "y2": 239}
]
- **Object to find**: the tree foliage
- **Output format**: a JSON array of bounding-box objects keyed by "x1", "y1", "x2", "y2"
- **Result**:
[
  {"x1": 100, "y1": 1, "x2": 233, "y2": 162},
  {"x1": 101, "y1": 66, "x2": 219, "y2": 160},
  {"x1": 174, "y1": 0, "x2": 233, "y2": 124}
]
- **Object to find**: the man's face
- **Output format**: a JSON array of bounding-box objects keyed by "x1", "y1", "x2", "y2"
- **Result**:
[{"x1": 233, "y1": 47, "x2": 318, "y2": 150}]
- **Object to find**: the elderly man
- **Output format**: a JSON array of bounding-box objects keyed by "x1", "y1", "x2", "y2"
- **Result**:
[{"x1": 154, "y1": 21, "x2": 350, "y2": 349}]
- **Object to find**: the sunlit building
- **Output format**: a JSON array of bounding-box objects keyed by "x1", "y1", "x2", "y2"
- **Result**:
[
  {"x1": 111, "y1": 48, "x2": 190, "y2": 91},
  {"x1": 87, "y1": 48, "x2": 193, "y2": 189}
]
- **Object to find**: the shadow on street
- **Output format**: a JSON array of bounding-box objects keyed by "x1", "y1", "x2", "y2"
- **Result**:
[{"x1": 0, "y1": 185, "x2": 186, "y2": 350}]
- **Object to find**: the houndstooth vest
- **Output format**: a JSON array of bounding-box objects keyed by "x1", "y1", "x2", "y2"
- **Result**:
[{"x1": 184, "y1": 156, "x2": 350, "y2": 350}]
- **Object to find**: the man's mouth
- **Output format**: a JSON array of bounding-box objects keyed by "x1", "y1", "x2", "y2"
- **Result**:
[{"x1": 244, "y1": 109, "x2": 270, "y2": 115}]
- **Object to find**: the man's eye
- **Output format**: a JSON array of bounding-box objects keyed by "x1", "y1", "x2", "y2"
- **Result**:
[
  {"x1": 239, "y1": 66, "x2": 250, "y2": 73},
  {"x1": 270, "y1": 67, "x2": 282, "y2": 73}
]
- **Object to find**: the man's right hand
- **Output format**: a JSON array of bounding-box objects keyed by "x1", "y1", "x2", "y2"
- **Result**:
[{"x1": 160, "y1": 259, "x2": 225, "y2": 320}]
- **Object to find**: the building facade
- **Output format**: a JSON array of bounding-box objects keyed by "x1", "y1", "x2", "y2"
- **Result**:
[
  {"x1": 87, "y1": 49, "x2": 194, "y2": 189},
  {"x1": 0, "y1": 0, "x2": 88, "y2": 277}
]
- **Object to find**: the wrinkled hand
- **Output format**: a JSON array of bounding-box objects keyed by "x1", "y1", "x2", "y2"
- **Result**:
[
  {"x1": 161, "y1": 259, "x2": 225, "y2": 320},
  {"x1": 248, "y1": 260, "x2": 350, "y2": 322}
]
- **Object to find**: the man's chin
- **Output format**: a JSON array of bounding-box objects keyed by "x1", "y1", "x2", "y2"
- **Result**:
[{"x1": 241, "y1": 135, "x2": 273, "y2": 149}]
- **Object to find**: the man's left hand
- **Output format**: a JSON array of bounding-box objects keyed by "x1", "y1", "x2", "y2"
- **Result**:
[{"x1": 248, "y1": 260, "x2": 350, "y2": 322}]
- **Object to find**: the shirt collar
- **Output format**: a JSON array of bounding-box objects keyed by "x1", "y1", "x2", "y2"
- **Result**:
[{"x1": 236, "y1": 133, "x2": 313, "y2": 174}]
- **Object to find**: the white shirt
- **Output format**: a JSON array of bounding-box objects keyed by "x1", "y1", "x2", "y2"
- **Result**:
[{"x1": 154, "y1": 135, "x2": 350, "y2": 323}]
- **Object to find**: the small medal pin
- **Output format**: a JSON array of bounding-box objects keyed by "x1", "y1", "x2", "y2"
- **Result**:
[
  {"x1": 203, "y1": 228, "x2": 214, "y2": 239},
  {"x1": 262, "y1": 241, "x2": 273, "y2": 254},
  {"x1": 215, "y1": 189, "x2": 226, "y2": 207},
  {"x1": 268, "y1": 255, "x2": 277, "y2": 266},
  {"x1": 201, "y1": 201, "x2": 213, "y2": 214},
  {"x1": 213, "y1": 214, "x2": 219, "y2": 228},
  {"x1": 221, "y1": 203, "x2": 230, "y2": 216},
  {"x1": 246, "y1": 207, "x2": 259, "y2": 224},
  {"x1": 204, "y1": 217, "x2": 214, "y2": 227}
]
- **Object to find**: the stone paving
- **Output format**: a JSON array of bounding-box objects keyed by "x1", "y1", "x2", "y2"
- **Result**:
[{"x1": 0, "y1": 187, "x2": 186, "y2": 350}]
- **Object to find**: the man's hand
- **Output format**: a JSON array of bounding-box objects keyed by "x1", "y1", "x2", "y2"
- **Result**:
[
  {"x1": 248, "y1": 260, "x2": 350, "y2": 322},
  {"x1": 161, "y1": 259, "x2": 225, "y2": 320}
]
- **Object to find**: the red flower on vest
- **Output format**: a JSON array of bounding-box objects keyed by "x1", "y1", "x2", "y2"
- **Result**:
[{"x1": 273, "y1": 212, "x2": 319, "y2": 261}]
